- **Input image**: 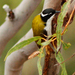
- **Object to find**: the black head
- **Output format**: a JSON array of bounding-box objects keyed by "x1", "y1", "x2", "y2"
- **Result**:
[{"x1": 40, "y1": 8, "x2": 60, "y2": 22}]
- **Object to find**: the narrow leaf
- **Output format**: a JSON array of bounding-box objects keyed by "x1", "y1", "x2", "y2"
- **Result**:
[
  {"x1": 37, "y1": 48, "x2": 44, "y2": 75},
  {"x1": 48, "y1": 33, "x2": 56, "y2": 39},
  {"x1": 39, "y1": 48, "x2": 45, "y2": 57},
  {"x1": 56, "y1": 0, "x2": 71, "y2": 51},
  {"x1": 62, "y1": 41, "x2": 71, "y2": 50},
  {"x1": 37, "y1": 58, "x2": 42, "y2": 75},
  {"x1": 41, "y1": 38, "x2": 53, "y2": 46},
  {"x1": 56, "y1": 52, "x2": 68, "y2": 75},
  {"x1": 4, "y1": 36, "x2": 42, "y2": 60},
  {"x1": 41, "y1": 41, "x2": 50, "y2": 46},
  {"x1": 37, "y1": 39, "x2": 41, "y2": 45},
  {"x1": 56, "y1": 1, "x2": 71, "y2": 75}
]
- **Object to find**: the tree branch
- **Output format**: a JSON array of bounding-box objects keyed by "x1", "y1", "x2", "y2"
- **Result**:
[
  {"x1": 5, "y1": 29, "x2": 39, "y2": 75},
  {"x1": 43, "y1": 0, "x2": 62, "y2": 75},
  {"x1": 0, "y1": 0, "x2": 42, "y2": 56},
  {"x1": 43, "y1": 0, "x2": 62, "y2": 10},
  {"x1": 4, "y1": 0, "x2": 75, "y2": 75}
]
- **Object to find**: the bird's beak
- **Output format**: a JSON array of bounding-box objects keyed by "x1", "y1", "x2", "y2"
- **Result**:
[{"x1": 55, "y1": 11, "x2": 60, "y2": 13}]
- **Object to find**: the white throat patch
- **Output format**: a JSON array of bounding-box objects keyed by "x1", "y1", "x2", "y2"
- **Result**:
[{"x1": 44, "y1": 14, "x2": 55, "y2": 36}]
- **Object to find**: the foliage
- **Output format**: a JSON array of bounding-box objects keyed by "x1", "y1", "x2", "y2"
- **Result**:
[
  {"x1": 56, "y1": 52, "x2": 67, "y2": 75},
  {"x1": 56, "y1": 0, "x2": 71, "y2": 75},
  {"x1": 4, "y1": 36, "x2": 42, "y2": 60},
  {"x1": 56, "y1": 0, "x2": 71, "y2": 51},
  {"x1": 37, "y1": 48, "x2": 45, "y2": 75},
  {"x1": 5, "y1": 0, "x2": 72, "y2": 75},
  {"x1": 62, "y1": 41, "x2": 71, "y2": 50}
]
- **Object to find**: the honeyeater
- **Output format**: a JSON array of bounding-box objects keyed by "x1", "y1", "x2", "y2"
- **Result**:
[{"x1": 32, "y1": 8, "x2": 60, "y2": 48}]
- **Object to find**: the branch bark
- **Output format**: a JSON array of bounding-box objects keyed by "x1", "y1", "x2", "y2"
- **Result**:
[
  {"x1": 5, "y1": 29, "x2": 39, "y2": 75},
  {"x1": 43, "y1": 0, "x2": 62, "y2": 10},
  {"x1": 4, "y1": 0, "x2": 75, "y2": 75},
  {"x1": 43, "y1": 0, "x2": 62, "y2": 75},
  {"x1": 0, "y1": 0, "x2": 42, "y2": 56}
]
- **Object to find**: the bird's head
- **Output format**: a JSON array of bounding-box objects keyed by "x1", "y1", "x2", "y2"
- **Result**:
[{"x1": 40, "y1": 8, "x2": 60, "y2": 22}]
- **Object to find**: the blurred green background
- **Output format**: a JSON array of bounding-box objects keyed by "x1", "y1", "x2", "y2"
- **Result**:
[{"x1": 0, "y1": 0, "x2": 75, "y2": 75}]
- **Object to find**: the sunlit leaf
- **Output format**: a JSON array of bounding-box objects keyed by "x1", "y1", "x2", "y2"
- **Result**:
[
  {"x1": 41, "y1": 38, "x2": 53, "y2": 46},
  {"x1": 56, "y1": 1, "x2": 71, "y2": 75},
  {"x1": 4, "y1": 36, "x2": 42, "y2": 61},
  {"x1": 62, "y1": 41, "x2": 71, "y2": 50},
  {"x1": 56, "y1": 52, "x2": 68, "y2": 75},
  {"x1": 37, "y1": 48, "x2": 44, "y2": 75},
  {"x1": 41, "y1": 40, "x2": 50, "y2": 46},
  {"x1": 56, "y1": 0, "x2": 71, "y2": 51},
  {"x1": 37, "y1": 39, "x2": 41, "y2": 45},
  {"x1": 39, "y1": 48, "x2": 45, "y2": 57},
  {"x1": 37, "y1": 58, "x2": 42, "y2": 75},
  {"x1": 48, "y1": 33, "x2": 56, "y2": 39}
]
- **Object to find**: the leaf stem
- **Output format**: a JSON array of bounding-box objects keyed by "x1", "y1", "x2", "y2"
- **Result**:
[
  {"x1": 61, "y1": 6, "x2": 75, "y2": 35},
  {"x1": 60, "y1": 53, "x2": 75, "y2": 64}
]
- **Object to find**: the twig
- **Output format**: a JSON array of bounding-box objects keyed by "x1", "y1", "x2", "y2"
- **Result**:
[
  {"x1": 51, "y1": 38, "x2": 57, "y2": 42},
  {"x1": 61, "y1": 6, "x2": 75, "y2": 35},
  {"x1": 55, "y1": 53, "x2": 75, "y2": 66},
  {"x1": 3, "y1": 4, "x2": 15, "y2": 20},
  {"x1": 28, "y1": 51, "x2": 40, "y2": 59},
  {"x1": 60, "y1": 53, "x2": 75, "y2": 64},
  {"x1": 28, "y1": 46, "x2": 45, "y2": 59}
]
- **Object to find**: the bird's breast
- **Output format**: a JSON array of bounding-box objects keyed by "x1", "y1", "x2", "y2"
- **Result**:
[{"x1": 32, "y1": 15, "x2": 46, "y2": 36}]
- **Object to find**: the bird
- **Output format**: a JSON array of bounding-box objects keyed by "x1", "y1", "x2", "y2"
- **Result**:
[{"x1": 32, "y1": 8, "x2": 60, "y2": 49}]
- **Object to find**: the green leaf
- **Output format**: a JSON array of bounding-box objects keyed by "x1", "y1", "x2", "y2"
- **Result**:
[
  {"x1": 37, "y1": 58, "x2": 42, "y2": 75},
  {"x1": 62, "y1": 41, "x2": 71, "y2": 50},
  {"x1": 41, "y1": 40, "x2": 50, "y2": 46},
  {"x1": 56, "y1": 1, "x2": 71, "y2": 75},
  {"x1": 37, "y1": 33, "x2": 56, "y2": 46},
  {"x1": 56, "y1": 0, "x2": 71, "y2": 51},
  {"x1": 56, "y1": 52, "x2": 68, "y2": 75},
  {"x1": 48, "y1": 33, "x2": 56, "y2": 39},
  {"x1": 37, "y1": 39, "x2": 41, "y2": 45},
  {"x1": 39, "y1": 48, "x2": 45, "y2": 57},
  {"x1": 4, "y1": 36, "x2": 42, "y2": 61},
  {"x1": 37, "y1": 48, "x2": 44, "y2": 75},
  {"x1": 41, "y1": 37, "x2": 53, "y2": 46}
]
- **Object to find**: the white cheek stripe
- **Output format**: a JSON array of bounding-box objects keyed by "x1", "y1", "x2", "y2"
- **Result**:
[{"x1": 41, "y1": 13, "x2": 48, "y2": 17}]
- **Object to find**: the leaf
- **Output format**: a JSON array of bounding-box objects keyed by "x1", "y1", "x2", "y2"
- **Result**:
[
  {"x1": 39, "y1": 48, "x2": 45, "y2": 57},
  {"x1": 41, "y1": 40, "x2": 50, "y2": 46},
  {"x1": 37, "y1": 48, "x2": 44, "y2": 75},
  {"x1": 62, "y1": 41, "x2": 71, "y2": 50},
  {"x1": 56, "y1": 52, "x2": 68, "y2": 75},
  {"x1": 37, "y1": 33, "x2": 56, "y2": 46},
  {"x1": 37, "y1": 39, "x2": 41, "y2": 45},
  {"x1": 41, "y1": 37, "x2": 53, "y2": 46},
  {"x1": 37, "y1": 58, "x2": 42, "y2": 75},
  {"x1": 56, "y1": 0, "x2": 71, "y2": 51},
  {"x1": 4, "y1": 36, "x2": 42, "y2": 61},
  {"x1": 48, "y1": 33, "x2": 56, "y2": 39},
  {"x1": 56, "y1": 1, "x2": 71, "y2": 75}
]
